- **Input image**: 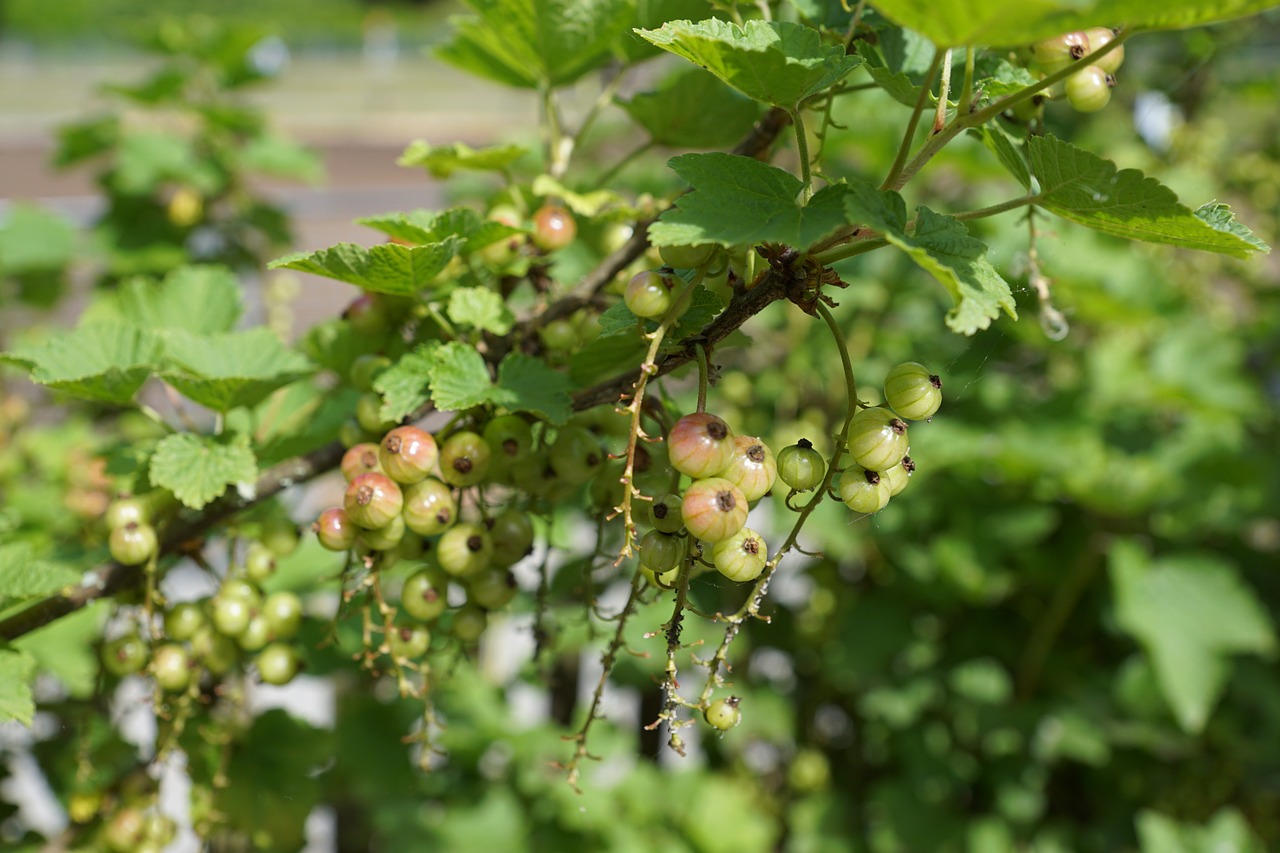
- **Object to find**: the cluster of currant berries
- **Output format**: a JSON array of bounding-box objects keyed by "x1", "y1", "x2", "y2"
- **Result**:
[
  {"x1": 92, "y1": 794, "x2": 178, "y2": 853},
  {"x1": 1030, "y1": 27, "x2": 1126, "y2": 113}
]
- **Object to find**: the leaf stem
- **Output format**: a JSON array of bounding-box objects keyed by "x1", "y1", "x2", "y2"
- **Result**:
[
  {"x1": 956, "y1": 47, "x2": 976, "y2": 117},
  {"x1": 952, "y1": 194, "x2": 1040, "y2": 222},
  {"x1": 789, "y1": 107, "x2": 813, "y2": 199},
  {"x1": 694, "y1": 342, "x2": 710, "y2": 413},
  {"x1": 881, "y1": 47, "x2": 944, "y2": 191},
  {"x1": 810, "y1": 236, "x2": 888, "y2": 267},
  {"x1": 933, "y1": 48, "x2": 953, "y2": 133}
]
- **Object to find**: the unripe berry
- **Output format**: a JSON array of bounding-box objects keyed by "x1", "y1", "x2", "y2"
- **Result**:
[
  {"x1": 776, "y1": 439, "x2": 826, "y2": 492},
  {"x1": 649, "y1": 494, "x2": 686, "y2": 534},
  {"x1": 400, "y1": 568, "x2": 448, "y2": 621},
  {"x1": 387, "y1": 624, "x2": 431, "y2": 659},
  {"x1": 549, "y1": 424, "x2": 606, "y2": 484},
  {"x1": 244, "y1": 541, "x2": 277, "y2": 584},
  {"x1": 438, "y1": 522, "x2": 493, "y2": 576},
  {"x1": 344, "y1": 292, "x2": 391, "y2": 337},
  {"x1": 531, "y1": 203, "x2": 576, "y2": 252},
  {"x1": 109, "y1": 521, "x2": 158, "y2": 566},
  {"x1": 482, "y1": 414, "x2": 534, "y2": 478},
  {"x1": 343, "y1": 472, "x2": 404, "y2": 530},
  {"x1": 355, "y1": 392, "x2": 396, "y2": 434},
  {"x1": 102, "y1": 633, "x2": 148, "y2": 676},
  {"x1": 639, "y1": 529, "x2": 683, "y2": 573},
  {"x1": 712, "y1": 528, "x2": 768, "y2": 582},
  {"x1": 884, "y1": 362, "x2": 942, "y2": 421},
  {"x1": 846, "y1": 408, "x2": 909, "y2": 472},
  {"x1": 237, "y1": 615, "x2": 272, "y2": 652},
  {"x1": 212, "y1": 595, "x2": 252, "y2": 638},
  {"x1": 682, "y1": 478, "x2": 748, "y2": 544},
  {"x1": 105, "y1": 497, "x2": 149, "y2": 531},
  {"x1": 438, "y1": 431, "x2": 491, "y2": 488},
  {"x1": 704, "y1": 696, "x2": 742, "y2": 731},
  {"x1": 881, "y1": 456, "x2": 915, "y2": 497},
  {"x1": 624, "y1": 269, "x2": 675, "y2": 319},
  {"x1": 262, "y1": 591, "x2": 303, "y2": 639},
  {"x1": 349, "y1": 353, "x2": 392, "y2": 392},
  {"x1": 1030, "y1": 31, "x2": 1090, "y2": 72},
  {"x1": 488, "y1": 509, "x2": 535, "y2": 568},
  {"x1": 1066, "y1": 65, "x2": 1115, "y2": 113},
  {"x1": 360, "y1": 512, "x2": 406, "y2": 551},
  {"x1": 151, "y1": 643, "x2": 193, "y2": 693},
  {"x1": 379, "y1": 425, "x2": 438, "y2": 485},
  {"x1": 451, "y1": 602, "x2": 488, "y2": 643},
  {"x1": 1083, "y1": 27, "x2": 1124, "y2": 75},
  {"x1": 668, "y1": 413, "x2": 736, "y2": 479},
  {"x1": 717, "y1": 435, "x2": 777, "y2": 502},
  {"x1": 468, "y1": 569, "x2": 518, "y2": 610},
  {"x1": 659, "y1": 242, "x2": 717, "y2": 270},
  {"x1": 341, "y1": 443, "x2": 384, "y2": 482},
  {"x1": 314, "y1": 507, "x2": 358, "y2": 551},
  {"x1": 164, "y1": 602, "x2": 206, "y2": 643},
  {"x1": 402, "y1": 477, "x2": 457, "y2": 536},
  {"x1": 256, "y1": 642, "x2": 301, "y2": 686},
  {"x1": 838, "y1": 465, "x2": 891, "y2": 515}
]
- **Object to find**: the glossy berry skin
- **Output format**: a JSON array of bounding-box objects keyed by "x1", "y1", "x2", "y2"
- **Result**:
[
  {"x1": 237, "y1": 616, "x2": 272, "y2": 652},
  {"x1": 659, "y1": 242, "x2": 717, "y2": 270},
  {"x1": 777, "y1": 439, "x2": 826, "y2": 491},
  {"x1": 109, "y1": 521, "x2": 158, "y2": 566},
  {"x1": 256, "y1": 642, "x2": 301, "y2": 686},
  {"x1": 838, "y1": 465, "x2": 892, "y2": 515},
  {"x1": 1030, "y1": 30, "x2": 1090, "y2": 71},
  {"x1": 549, "y1": 424, "x2": 606, "y2": 484},
  {"x1": 193, "y1": 628, "x2": 237, "y2": 676},
  {"x1": 489, "y1": 509, "x2": 535, "y2": 568},
  {"x1": 640, "y1": 562, "x2": 680, "y2": 587},
  {"x1": 402, "y1": 477, "x2": 456, "y2": 536},
  {"x1": 718, "y1": 435, "x2": 777, "y2": 502},
  {"x1": 379, "y1": 426, "x2": 438, "y2": 485},
  {"x1": 451, "y1": 603, "x2": 488, "y2": 643},
  {"x1": 314, "y1": 507, "x2": 359, "y2": 551},
  {"x1": 102, "y1": 633, "x2": 148, "y2": 676},
  {"x1": 212, "y1": 596, "x2": 252, "y2": 638},
  {"x1": 881, "y1": 456, "x2": 915, "y2": 497},
  {"x1": 468, "y1": 569, "x2": 518, "y2": 610},
  {"x1": 649, "y1": 494, "x2": 686, "y2": 534},
  {"x1": 712, "y1": 528, "x2": 768, "y2": 582},
  {"x1": 164, "y1": 603, "x2": 206, "y2": 643},
  {"x1": 151, "y1": 643, "x2": 193, "y2": 693},
  {"x1": 624, "y1": 270, "x2": 674, "y2": 319},
  {"x1": 438, "y1": 431, "x2": 491, "y2": 488},
  {"x1": 482, "y1": 414, "x2": 534, "y2": 475},
  {"x1": 360, "y1": 512, "x2": 406, "y2": 551},
  {"x1": 262, "y1": 591, "x2": 303, "y2": 639},
  {"x1": 668, "y1": 413, "x2": 736, "y2": 479},
  {"x1": 704, "y1": 696, "x2": 742, "y2": 731},
  {"x1": 341, "y1": 443, "x2": 384, "y2": 482},
  {"x1": 639, "y1": 530, "x2": 683, "y2": 573},
  {"x1": 682, "y1": 478, "x2": 748, "y2": 544},
  {"x1": 400, "y1": 569, "x2": 448, "y2": 621},
  {"x1": 884, "y1": 362, "x2": 942, "y2": 421},
  {"x1": 531, "y1": 204, "x2": 577, "y2": 252},
  {"x1": 105, "y1": 497, "x2": 148, "y2": 531},
  {"x1": 355, "y1": 392, "x2": 396, "y2": 434},
  {"x1": 244, "y1": 542, "x2": 277, "y2": 584},
  {"x1": 1066, "y1": 65, "x2": 1115, "y2": 112},
  {"x1": 387, "y1": 625, "x2": 431, "y2": 659},
  {"x1": 343, "y1": 472, "x2": 404, "y2": 530},
  {"x1": 349, "y1": 353, "x2": 392, "y2": 392},
  {"x1": 438, "y1": 523, "x2": 494, "y2": 577},
  {"x1": 847, "y1": 408, "x2": 909, "y2": 472},
  {"x1": 1083, "y1": 27, "x2": 1124, "y2": 74}
]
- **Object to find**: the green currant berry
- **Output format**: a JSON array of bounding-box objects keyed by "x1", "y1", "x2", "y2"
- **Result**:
[
  {"x1": 539, "y1": 317, "x2": 579, "y2": 353},
  {"x1": 143, "y1": 814, "x2": 177, "y2": 846},
  {"x1": 109, "y1": 521, "x2": 158, "y2": 566},
  {"x1": 704, "y1": 696, "x2": 742, "y2": 731},
  {"x1": 468, "y1": 569, "x2": 518, "y2": 610},
  {"x1": 212, "y1": 595, "x2": 252, "y2": 638},
  {"x1": 260, "y1": 515, "x2": 300, "y2": 558},
  {"x1": 623, "y1": 269, "x2": 674, "y2": 319},
  {"x1": 379, "y1": 425, "x2": 438, "y2": 485},
  {"x1": 256, "y1": 642, "x2": 300, "y2": 686},
  {"x1": 658, "y1": 242, "x2": 717, "y2": 270},
  {"x1": 359, "y1": 511, "x2": 407, "y2": 551},
  {"x1": 438, "y1": 523, "x2": 494, "y2": 576},
  {"x1": 668, "y1": 412, "x2": 736, "y2": 479},
  {"x1": 387, "y1": 624, "x2": 431, "y2": 659},
  {"x1": 344, "y1": 293, "x2": 391, "y2": 337},
  {"x1": 355, "y1": 392, "x2": 396, "y2": 435},
  {"x1": 717, "y1": 435, "x2": 777, "y2": 502},
  {"x1": 104, "y1": 807, "x2": 146, "y2": 852},
  {"x1": 640, "y1": 563, "x2": 680, "y2": 587},
  {"x1": 838, "y1": 465, "x2": 891, "y2": 515},
  {"x1": 163, "y1": 603, "x2": 206, "y2": 643},
  {"x1": 789, "y1": 749, "x2": 831, "y2": 793},
  {"x1": 847, "y1": 408, "x2": 909, "y2": 472},
  {"x1": 482, "y1": 414, "x2": 534, "y2": 474},
  {"x1": 531, "y1": 203, "x2": 576, "y2": 252},
  {"x1": 343, "y1": 472, "x2": 404, "y2": 530},
  {"x1": 402, "y1": 477, "x2": 457, "y2": 536},
  {"x1": 884, "y1": 362, "x2": 942, "y2": 421},
  {"x1": 1066, "y1": 65, "x2": 1115, "y2": 112},
  {"x1": 400, "y1": 569, "x2": 448, "y2": 621},
  {"x1": 881, "y1": 456, "x2": 915, "y2": 497},
  {"x1": 489, "y1": 508, "x2": 535, "y2": 567},
  {"x1": 451, "y1": 603, "x2": 488, "y2": 643},
  {"x1": 341, "y1": 442, "x2": 384, "y2": 482},
  {"x1": 549, "y1": 424, "x2": 606, "y2": 484},
  {"x1": 479, "y1": 204, "x2": 526, "y2": 265},
  {"x1": 682, "y1": 478, "x2": 748, "y2": 544},
  {"x1": 349, "y1": 354, "x2": 392, "y2": 392},
  {"x1": 237, "y1": 615, "x2": 272, "y2": 652},
  {"x1": 649, "y1": 494, "x2": 686, "y2": 534},
  {"x1": 712, "y1": 528, "x2": 768, "y2": 582},
  {"x1": 244, "y1": 541, "x2": 277, "y2": 585},
  {"x1": 639, "y1": 530, "x2": 683, "y2": 573},
  {"x1": 102, "y1": 633, "x2": 148, "y2": 676},
  {"x1": 438, "y1": 431, "x2": 491, "y2": 488},
  {"x1": 220, "y1": 578, "x2": 261, "y2": 605},
  {"x1": 262, "y1": 591, "x2": 303, "y2": 639},
  {"x1": 339, "y1": 417, "x2": 377, "y2": 449},
  {"x1": 509, "y1": 452, "x2": 557, "y2": 498},
  {"x1": 776, "y1": 439, "x2": 826, "y2": 491},
  {"x1": 105, "y1": 497, "x2": 148, "y2": 531},
  {"x1": 192, "y1": 628, "x2": 238, "y2": 676},
  {"x1": 314, "y1": 507, "x2": 358, "y2": 551},
  {"x1": 1083, "y1": 27, "x2": 1124, "y2": 74},
  {"x1": 1030, "y1": 31, "x2": 1090, "y2": 71},
  {"x1": 589, "y1": 461, "x2": 626, "y2": 510},
  {"x1": 151, "y1": 643, "x2": 193, "y2": 693}
]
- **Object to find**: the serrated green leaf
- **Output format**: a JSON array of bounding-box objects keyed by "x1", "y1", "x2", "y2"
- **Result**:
[
  {"x1": 0, "y1": 542, "x2": 80, "y2": 602},
  {"x1": 491, "y1": 353, "x2": 572, "y2": 424},
  {"x1": 268, "y1": 240, "x2": 462, "y2": 295},
  {"x1": 1029, "y1": 135, "x2": 1268, "y2": 258},
  {"x1": 1194, "y1": 203, "x2": 1270, "y2": 253},
  {"x1": 637, "y1": 19, "x2": 861, "y2": 108},
  {"x1": 373, "y1": 343, "x2": 442, "y2": 423},
  {"x1": 425, "y1": 342, "x2": 494, "y2": 412},
  {"x1": 867, "y1": 0, "x2": 1280, "y2": 47},
  {"x1": 150, "y1": 432, "x2": 258, "y2": 510},
  {"x1": 447, "y1": 287, "x2": 515, "y2": 335},
  {"x1": 864, "y1": 62, "x2": 926, "y2": 108},
  {"x1": 397, "y1": 140, "x2": 528, "y2": 178},
  {"x1": 0, "y1": 203, "x2": 77, "y2": 274},
  {"x1": 616, "y1": 68, "x2": 762, "y2": 148},
  {"x1": 0, "y1": 322, "x2": 163, "y2": 405},
  {"x1": 649, "y1": 153, "x2": 853, "y2": 249},
  {"x1": 358, "y1": 208, "x2": 524, "y2": 254},
  {"x1": 1111, "y1": 540, "x2": 1276, "y2": 733},
  {"x1": 665, "y1": 285, "x2": 724, "y2": 348},
  {"x1": 438, "y1": 0, "x2": 634, "y2": 89},
  {"x1": 84, "y1": 265, "x2": 243, "y2": 334},
  {"x1": 160, "y1": 329, "x2": 313, "y2": 413},
  {"x1": 0, "y1": 648, "x2": 36, "y2": 726}
]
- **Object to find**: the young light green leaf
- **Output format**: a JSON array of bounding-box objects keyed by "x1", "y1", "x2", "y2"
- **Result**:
[
  {"x1": 150, "y1": 432, "x2": 258, "y2": 510},
  {"x1": 1029, "y1": 135, "x2": 1268, "y2": 258},
  {"x1": 397, "y1": 140, "x2": 528, "y2": 178},
  {"x1": 0, "y1": 322, "x2": 163, "y2": 405},
  {"x1": 530, "y1": 175, "x2": 630, "y2": 219},
  {"x1": 0, "y1": 542, "x2": 80, "y2": 602},
  {"x1": 425, "y1": 341, "x2": 494, "y2": 412},
  {"x1": 358, "y1": 208, "x2": 523, "y2": 254},
  {"x1": 492, "y1": 353, "x2": 572, "y2": 424},
  {"x1": 0, "y1": 648, "x2": 36, "y2": 726},
  {"x1": 84, "y1": 265, "x2": 243, "y2": 334},
  {"x1": 649, "y1": 153, "x2": 853, "y2": 249},
  {"x1": 636, "y1": 19, "x2": 862, "y2": 108},
  {"x1": 447, "y1": 287, "x2": 515, "y2": 335},
  {"x1": 160, "y1": 329, "x2": 314, "y2": 413},
  {"x1": 867, "y1": 0, "x2": 1280, "y2": 47},
  {"x1": 616, "y1": 69, "x2": 762, "y2": 149},
  {"x1": 373, "y1": 343, "x2": 442, "y2": 423},
  {"x1": 438, "y1": 0, "x2": 634, "y2": 89},
  {"x1": 268, "y1": 239, "x2": 462, "y2": 295},
  {"x1": 1111, "y1": 539, "x2": 1276, "y2": 733}
]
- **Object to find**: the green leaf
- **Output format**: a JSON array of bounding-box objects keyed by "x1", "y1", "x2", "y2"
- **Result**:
[
  {"x1": 842, "y1": 184, "x2": 1017, "y2": 333},
  {"x1": 866, "y1": 0, "x2": 1280, "y2": 47},
  {"x1": 649, "y1": 153, "x2": 853, "y2": 250},
  {"x1": 150, "y1": 432, "x2": 258, "y2": 510},
  {"x1": 491, "y1": 353, "x2": 573, "y2": 424},
  {"x1": 1111, "y1": 540, "x2": 1276, "y2": 733},
  {"x1": 268, "y1": 240, "x2": 462, "y2": 296},
  {"x1": 0, "y1": 322, "x2": 163, "y2": 405},
  {"x1": 0, "y1": 648, "x2": 36, "y2": 726},
  {"x1": 0, "y1": 203, "x2": 77, "y2": 274},
  {"x1": 1028, "y1": 135, "x2": 1269, "y2": 258},
  {"x1": 569, "y1": 332, "x2": 648, "y2": 387},
  {"x1": 300, "y1": 319, "x2": 391, "y2": 377},
  {"x1": 112, "y1": 131, "x2": 221, "y2": 196},
  {"x1": 616, "y1": 69, "x2": 762, "y2": 148},
  {"x1": 373, "y1": 343, "x2": 442, "y2": 423},
  {"x1": 975, "y1": 125, "x2": 1030, "y2": 188},
  {"x1": 425, "y1": 342, "x2": 494, "y2": 412},
  {"x1": 236, "y1": 134, "x2": 325, "y2": 183},
  {"x1": 357, "y1": 207, "x2": 523, "y2": 254},
  {"x1": 15, "y1": 603, "x2": 108, "y2": 699},
  {"x1": 160, "y1": 329, "x2": 314, "y2": 413},
  {"x1": 1193, "y1": 202, "x2": 1270, "y2": 254},
  {"x1": 0, "y1": 542, "x2": 80, "y2": 602},
  {"x1": 438, "y1": 0, "x2": 634, "y2": 89},
  {"x1": 397, "y1": 140, "x2": 528, "y2": 178},
  {"x1": 447, "y1": 287, "x2": 515, "y2": 335},
  {"x1": 54, "y1": 116, "x2": 120, "y2": 168},
  {"x1": 637, "y1": 19, "x2": 862, "y2": 108},
  {"x1": 85, "y1": 265, "x2": 243, "y2": 334}
]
